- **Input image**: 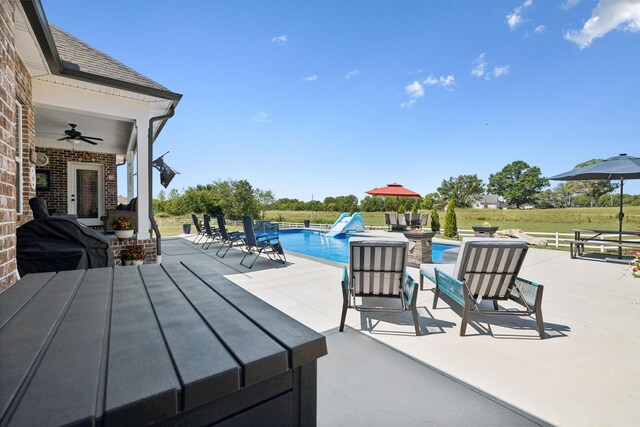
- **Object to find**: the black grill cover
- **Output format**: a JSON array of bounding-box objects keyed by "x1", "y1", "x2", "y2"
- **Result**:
[{"x1": 17, "y1": 217, "x2": 114, "y2": 276}]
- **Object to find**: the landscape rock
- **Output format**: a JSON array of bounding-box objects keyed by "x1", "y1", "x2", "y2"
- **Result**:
[{"x1": 496, "y1": 229, "x2": 548, "y2": 246}]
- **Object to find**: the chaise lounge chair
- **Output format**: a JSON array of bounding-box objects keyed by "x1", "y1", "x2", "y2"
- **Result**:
[
  {"x1": 419, "y1": 238, "x2": 545, "y2": 338},
  {"x1": 191, "y1": 214, "x2": 207, "y2": 245},
  {"x1": 215, "y1": 215, "x2": 245, "y2": 258},
  {"x1": 340, "y1": 238, "x2": 420, "y2": 336},
  {"x1": 202, "y1": 214, "x2": 222, "y2": 250},
  {"x1": 240, "y1": 215, "x2": 286, "y2": 268}
]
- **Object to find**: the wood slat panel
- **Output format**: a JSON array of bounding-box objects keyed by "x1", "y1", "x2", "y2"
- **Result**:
[
  {"x1": 7, "y1": 268, "x2": 113, "y2": 427},
  {"x1": 104, "y1": 267, "x2": 180, "y2": 426},
  {"x1": 181, "y1": 262, "x2": 328, "y2": 369},
  {"x1": 0, "y1": 270, "x2": 84, "y2": 424},
  {"x1": 0, "y1": 272, "x2": 54, "y2": 330},
  {"x1": 162, "y1": 263, "x2": 289, "y2": 387},
  {"x1": 138, "y1": 264, "x2": 241, "y2": 410}
]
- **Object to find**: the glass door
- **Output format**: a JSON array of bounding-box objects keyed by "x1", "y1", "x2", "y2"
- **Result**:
[{"x1": 68, "y1": 162, "x2": 104, "y2": 226}]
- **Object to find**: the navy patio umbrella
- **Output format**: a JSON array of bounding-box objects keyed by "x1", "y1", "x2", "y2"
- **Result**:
[{"x1": 549, "y1": 153, "x2": 640, "y2": 258}]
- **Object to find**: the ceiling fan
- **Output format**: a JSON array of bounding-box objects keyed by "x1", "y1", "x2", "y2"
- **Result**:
[{"x1": 57, "y1": 123, "x2": 103, "y2": 145}]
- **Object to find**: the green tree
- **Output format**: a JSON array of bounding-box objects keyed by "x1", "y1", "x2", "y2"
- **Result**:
[
  {"x1": 411, "y1": 204, "x2": 418, "y2": 215},
  {"x1": 564, "y1": 159, "x2": 619, "y2": 207},
  {"x1": 232, "y1": 180, "x2": 259, "y2": 219},
  {"x1": 255, "y1": 189, "x2": 275, "y2": 219},
  {"x1": 437, "y1": 175, "x2": 484, "y2": 208},
  {"x1": 488, "y1": 161, "x2": 549, "y2": 208},
  {"x1": 421, "y1": 193, "x2": 440, "y2": 210},
  {"x1": 430, "y1": 206, "x2": 440, "y2": 231},
  {"x1": 443, "y1": 200, "x2": 457, "y2": 237}
]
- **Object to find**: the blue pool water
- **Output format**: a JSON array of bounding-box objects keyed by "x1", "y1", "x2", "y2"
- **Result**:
[{"x1": 276, "y1": 230, "x2": 455, "y2": 264}]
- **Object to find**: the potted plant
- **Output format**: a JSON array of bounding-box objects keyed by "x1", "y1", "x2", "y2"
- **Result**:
[
  {"x1": 472, "y1": 221, "x2": 499, "y2": 237},
  {"x1": 124, "y1": 245, "x2": 145, "y2": 266},
  {"x1": 112, "y1": 215, "x2": 135, "y2": 239}
]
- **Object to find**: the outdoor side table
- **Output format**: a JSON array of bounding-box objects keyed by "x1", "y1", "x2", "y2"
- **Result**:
[{"x1": 0, "y1": 262, "x2": 327, "y2": 426}]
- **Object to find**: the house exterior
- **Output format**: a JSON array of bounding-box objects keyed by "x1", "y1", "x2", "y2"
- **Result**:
[
  {"x1": 0, "y1": 0, "x2": 181, "y2": 291},
  {"x1": 473, "y1": 194, "x2": 500, "y2": 209}
]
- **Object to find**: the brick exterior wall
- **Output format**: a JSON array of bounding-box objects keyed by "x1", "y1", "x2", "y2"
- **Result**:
[
  {"x1": 109, "y1": 238, "x2": 157, "y2": 266},
  {"x1": 35, "y1": 148, "x2": 117, "y2": 216},
  {"x1": 16, "y1": 56, "x2": 35, "y2": 225},
  {"x1": 0, "y1": 0, "x2": 17, "y2": 291}
]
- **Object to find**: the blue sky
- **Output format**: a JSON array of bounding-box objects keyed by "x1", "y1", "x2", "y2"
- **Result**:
[{"x1": 42, "y1": 0, "x2": 640, "y2": 200}]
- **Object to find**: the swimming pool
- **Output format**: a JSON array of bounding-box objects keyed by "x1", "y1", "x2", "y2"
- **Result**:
[{"x1": 276, "y1": 230, "x2": 455, "y2": 264}]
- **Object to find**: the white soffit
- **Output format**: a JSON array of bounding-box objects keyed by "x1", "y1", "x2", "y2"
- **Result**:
[{"x1": 14, "y1": 5, "x2": 49, "y2": 78}]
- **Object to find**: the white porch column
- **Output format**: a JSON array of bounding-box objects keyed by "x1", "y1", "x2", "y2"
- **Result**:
[
  {"x1": 136, "y1": 117, "x2": 151, "y2": 239},
  {"x1": 126, "y1": 151, "x2": 135, "y2": 201}
]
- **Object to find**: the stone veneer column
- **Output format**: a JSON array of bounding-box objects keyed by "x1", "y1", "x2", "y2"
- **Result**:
[{"x1": 403, "y1": 231, "x2": 436, "y2": 267}]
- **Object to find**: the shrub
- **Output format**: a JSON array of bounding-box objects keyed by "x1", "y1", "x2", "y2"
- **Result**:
[
  {"x1": 411, "y1": 204, "x2": 418, "y2": 215},
  {"x1": 430, "y1": 206, "x2": 440, "y2": 231},
  {"x1": 397, "y1": 204, "x2": 405, "y2": 214},
  {"x1": 444, "y1": 200, "x2": 458, "y2": 238}
]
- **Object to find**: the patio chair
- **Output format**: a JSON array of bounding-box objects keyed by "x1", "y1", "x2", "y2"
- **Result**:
[
  {"x1": 240, "y1": 215, "x2": 286, "y2": 268},
  {"x1": 215, "y1": 215, "x2": 245, "y2": 258},
  {"x1": 340, "y1": 238, "x2": 420, "y2": 336},
  {"x1": 419, "y1": 238, "x2": 545, "y2": 338},
  {"x1": 397, "y1": 213, "x2": 408, "y2": 231},
  {"x1": 191, "y1": 214, "x2": 206, "y2": 245},
  {"x1": 420, "y1": 213, "x2": 429, "y2": 230},
  {"x1": 388, "y1": 213, "x2": 398, "y2": 231},
  {"x1": 202, "y1": 214, "x2": 222, "y2": 250}
]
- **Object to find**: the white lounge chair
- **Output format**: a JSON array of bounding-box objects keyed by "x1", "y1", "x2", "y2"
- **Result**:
[{"x1": 420, "y1": 238, "x2": 545, "y2": 338}]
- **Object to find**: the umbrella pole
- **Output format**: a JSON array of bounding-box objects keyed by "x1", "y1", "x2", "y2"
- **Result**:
[{"x1": 618, "y1": 177, "x2": 624, "y2": 259}]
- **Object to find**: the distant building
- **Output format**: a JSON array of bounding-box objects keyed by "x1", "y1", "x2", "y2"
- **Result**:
[{"x1": 473, "y1": 194, "x2": 500, "y2": 209}]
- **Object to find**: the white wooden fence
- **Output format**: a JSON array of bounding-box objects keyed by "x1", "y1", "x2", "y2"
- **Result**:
[{"x1": 164, "y1": 217, "x2": 636, "y2": 253}]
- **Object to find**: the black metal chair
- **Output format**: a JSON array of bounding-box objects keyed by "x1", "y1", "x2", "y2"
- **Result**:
[
  {"x1": 240, "y1": 215, "x2": 286, "y2": 268},
  {"x1": 191, "y1": 214, "x2": 206, "y2": 245},
  {"x1": 215, "y1": 215, "x2": 245, "y2": 258}
]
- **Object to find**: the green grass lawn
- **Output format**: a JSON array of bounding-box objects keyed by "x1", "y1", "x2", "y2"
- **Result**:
[{"x1": 156, "y1": 207, "x2": 640, "y2": 237}]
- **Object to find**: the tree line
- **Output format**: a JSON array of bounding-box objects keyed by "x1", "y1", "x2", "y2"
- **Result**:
[{"x1": 153, "y1": 159, "x2": 640, "y2": 218}]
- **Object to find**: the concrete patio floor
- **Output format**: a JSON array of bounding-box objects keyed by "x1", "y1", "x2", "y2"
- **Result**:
[{"x1": 160, "y1": 233, "x2": 640, "y2": 426}]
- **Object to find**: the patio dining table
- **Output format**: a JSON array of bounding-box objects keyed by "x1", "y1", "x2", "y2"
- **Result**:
[
  {"x1": 570, "y1": 228, "x2": 640, "y2": 260},
  {"x1": 0, "y1": 262, "x2": 327, "y2": 426}
]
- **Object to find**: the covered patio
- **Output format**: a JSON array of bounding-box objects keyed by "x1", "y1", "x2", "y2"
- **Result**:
[
  {"x1": 12, "y1": 0, "x2": 181, "y2": 266},
  {"x1": 159, "y1": 233, "x2": 640, "y2": 426}
]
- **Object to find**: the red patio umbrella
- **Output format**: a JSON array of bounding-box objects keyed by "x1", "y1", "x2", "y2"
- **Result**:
[{"x1": 365, "y1": 183, "x2": 421, "y2": 198}]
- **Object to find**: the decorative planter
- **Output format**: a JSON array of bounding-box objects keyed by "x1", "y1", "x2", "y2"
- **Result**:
[
  {"x1": 303, "y1": 220, "x2": 310, "y2": 228},
  {"x1": 114, "y1": 229, "x2": 134, "y2": 240},
  {"x1": 124, "y1": 260, "x2": 144, "y2": 266},
  {"x1": 182, "y1": 224, "x2": 192, "y2": 234},
  {"x1": 472, "y1": 226, "x2": 499, "y2": 237}
]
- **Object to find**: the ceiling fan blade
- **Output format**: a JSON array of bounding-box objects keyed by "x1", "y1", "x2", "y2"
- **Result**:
[
  {"x1": 82, "y1": 136, "x2": 103, "y2": 141},
  {"x1": 79, "y1": 137, "x2": 98, "y2": 145},
  {"x1": 57, "y1": 136, "x2": 69, "y2": 141}
]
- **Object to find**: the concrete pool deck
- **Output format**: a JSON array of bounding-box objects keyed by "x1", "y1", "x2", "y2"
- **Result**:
[{"x1": 161, "y1": 232, "x2": 640, "y2": 426}]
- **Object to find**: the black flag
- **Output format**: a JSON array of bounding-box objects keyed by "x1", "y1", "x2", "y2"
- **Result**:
[{"x1": 152, "y1": 153, "x2": 179, "y2": 188}]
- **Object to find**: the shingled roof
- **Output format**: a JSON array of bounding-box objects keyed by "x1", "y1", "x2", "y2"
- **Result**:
[{"x1": 50, "y1": 24, "x2": 171, "y2": 93}]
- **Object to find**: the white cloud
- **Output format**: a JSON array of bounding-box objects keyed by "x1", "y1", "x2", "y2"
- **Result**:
[
  {"x1": 423, "y1": 75, "x2": 455, "y2": 88},
  {"x1": 507, "y1": 0, "x2": 534, "y2": 30},
  {"x1": 563, "y1": 0, "x2": 581, "y2": 10},
  {"x1": 302, "y1": 75, "x2": 318, "y2": 81},
  {"x1": 400, "y1": 75, "x2": 454, "y2": 108},
  {"x1": 251, "y1": 112, "x2": 272, "y2": 123},
  {"x1": 400, "y1": 81, "x2": 424, "y2": 108},
  {"x1": 471, "y1": 53, "x2": 488, "y2": 78},
  {"x1": 565, "y1": 0, "x2": 640, "y2": 48},
  {"x1": 534, "y1": 24, "x2": 546, "y2": 33},
  {"x1": 271, "y1": 35, "x2": 288, "y2": 45},
  {"x1": 493, "y1": 65, "x2": 511, "y2": 77},
  {"x1": 345, "y1": 69, "x2": 360, "y2": 80}
]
